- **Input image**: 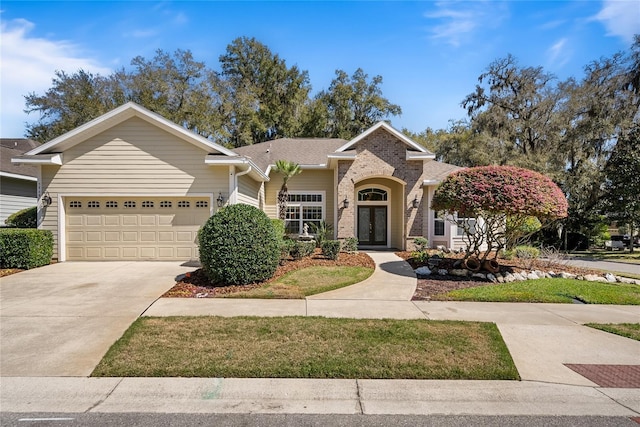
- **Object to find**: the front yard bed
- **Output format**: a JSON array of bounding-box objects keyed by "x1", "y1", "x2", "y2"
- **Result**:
[
  {"x1": 164, "y1": 250, "x2": 375, "y2": 298},
  {"x1": 92, "y1": 316, "x2": 519, "y2": 380},
  {"x1": 416, "y1": 278, "x2": 640, "y2": 305},
  {"x1": 586, "y1": 323, "x2": 640, "y2": 341}
]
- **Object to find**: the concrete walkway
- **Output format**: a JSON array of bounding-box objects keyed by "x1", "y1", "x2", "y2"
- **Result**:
[{"x1": 307, "y1": 251, "x2": 417, "y2": 300}]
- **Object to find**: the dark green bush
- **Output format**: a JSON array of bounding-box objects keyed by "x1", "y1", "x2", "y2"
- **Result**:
[
  {"x1": 271, "y1": 219, "x2": 285, "y2": 238},
  {"x1": 279, "y1": 238, "x2": 296, "y2": 263},
  {"x1": 198, "y1": 204, "x2": 280, "y2": 286},
  {"x1": 290, "y1": 240, "x2": 316, "y2": 260},
  {"x1": 0, "y1": 228, "x2": 53, "y2": 269},
  {"x1": 321, "y1": 240, "x2": 341, "y2": 260},
  {"x1": 341, "y1": 237, "x2": 359, "y2": 253},
  {"x1": 5, "y1": 206, "x2": 37, "y2": 228}
]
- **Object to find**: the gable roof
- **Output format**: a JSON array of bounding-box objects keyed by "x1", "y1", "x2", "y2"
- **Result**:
[
  {"x1": 1, "y1": 139, "x2": 39, "y2": 180},
  {"x1": 336, "y1": 121, "x2": 434, "y2": 156},
  {"x1": 25, "y1": 102, "x2": 238, "y2": 157},
  {"x1": 233, "y1": 138, "x2": 347, "y2": 172}
]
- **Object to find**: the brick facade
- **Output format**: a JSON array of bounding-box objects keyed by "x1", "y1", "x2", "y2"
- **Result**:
[{"x1": 336, "y1": 128, "x2": 427, "y2": 250}]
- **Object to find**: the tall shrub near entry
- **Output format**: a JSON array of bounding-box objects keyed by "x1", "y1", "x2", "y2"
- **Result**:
[
  {"x1": 198, "y1": 204, "x2": 280, "y2": 286},
  {"x1": 431, "y1": 166, "x2": 567, "y2": 261}
]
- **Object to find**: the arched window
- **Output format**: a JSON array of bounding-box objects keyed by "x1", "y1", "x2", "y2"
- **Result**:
[{"x1": 358, "y1": 188, "x2": 388, "y2": 202}]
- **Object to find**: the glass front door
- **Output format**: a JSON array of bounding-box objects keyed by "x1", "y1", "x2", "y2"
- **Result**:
[{"x1": 358, "y1": 206, "x2": 387, "y2": 245}]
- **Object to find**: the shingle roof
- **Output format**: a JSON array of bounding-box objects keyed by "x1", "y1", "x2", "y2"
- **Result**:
[
  {"x1": 1, "y1": 139, "x2": 39, "y2": 178},
  {"x1": 424, "y1": 160, "x2": 463, "y2": 182},
  {"x1": 233, "y1": 138, "x2": 347, "y2": 171}
]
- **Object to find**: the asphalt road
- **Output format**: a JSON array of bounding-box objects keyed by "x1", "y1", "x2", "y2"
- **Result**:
[
  {"x1": 1, "y1": 413, "x2": 638, "y2": 427},
  {"x1": 565, "y1": 258, "x2": 640, "y2": 275}
]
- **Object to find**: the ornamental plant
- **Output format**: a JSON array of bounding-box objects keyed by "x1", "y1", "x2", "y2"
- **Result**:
[
  {"x1": 198, "y1": 204, "x2": 280, "y2": 286},
  {"x1": 431, "y1": 166, "x2": 567, "y2": 261}
]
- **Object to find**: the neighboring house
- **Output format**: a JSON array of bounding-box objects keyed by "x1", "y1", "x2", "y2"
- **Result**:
[
  {"x1": 1, "y1": 138, "x2": 39, "y2": 224},
  {"x1": 13, "y1": 102, "x2": 465, "y2": 262}
]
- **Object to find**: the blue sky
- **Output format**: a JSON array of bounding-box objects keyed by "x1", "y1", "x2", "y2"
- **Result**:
[{"x1": 1, "y1": 1, "x2": 638, "y2": 138}]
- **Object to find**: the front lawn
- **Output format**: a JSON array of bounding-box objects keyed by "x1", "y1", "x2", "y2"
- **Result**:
[
  {"x1": 223, "y1": 266, "x2": 373, "y2": 298},
  {"x1": 586, "y1": 323, "x2": 640, "y2": 341},
  {"x1": 164, "y1": 250, "x2": 375, "y2": 298},
  {"x1": 92, "y1": 316, "x2": 519, "y2": 380},
  {"x1": 433, "y1": 278, "x2": 640, "y2": 305}
]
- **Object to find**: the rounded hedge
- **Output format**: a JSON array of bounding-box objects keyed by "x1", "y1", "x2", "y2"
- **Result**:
[{"x1": 198, "y1": 204, "x2": 280, "y2": 286}]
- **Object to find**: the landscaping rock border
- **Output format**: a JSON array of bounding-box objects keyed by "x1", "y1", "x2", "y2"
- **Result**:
[{"x1": 414, "y1": 266, "x2": 640, "y2": 285}]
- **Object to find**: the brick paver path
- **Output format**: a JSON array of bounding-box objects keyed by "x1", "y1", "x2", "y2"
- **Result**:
[{"x1": 565, "y1": 364, "x2": 640, "y2": 388}]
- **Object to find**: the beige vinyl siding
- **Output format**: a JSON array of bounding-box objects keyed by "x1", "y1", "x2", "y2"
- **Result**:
[
  {"x1": 264, "y1": 169, "x2": 334, "y2": 226},
  {"x1": 41, "y1": 117, "x2": 229, "y2": 259},
  {"x1": 237, "y1": 174, "x2": 260, "y2": 207},
  {"x1": 0, "y1": 177, "x2": 37, "y2": 223}
]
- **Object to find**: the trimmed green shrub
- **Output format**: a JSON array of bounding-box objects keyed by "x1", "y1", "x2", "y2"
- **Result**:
[
  {"x1": 271, "y1": 219, "x2": 285, "y2": 238},
  {"x1": 198, "y1": 204, "x2": 280, "y2": 286},
  {"x1": 515, "y1": 245, "x2": 540, "y2": 259},
  {"x1": 310, "y1": 220, "x2": 333, "y2": 248},
  {"x1": 5, "y1": 206, "x2": 37, "y2": 228},
  {"x1": 279, "y1": 238, "x2": 296, "y2": 263},
  {"x1": 321, "y1": 240, "x2": 341, "y2": 260},
  {"x1": 0, "y1": 228, "x2": 53, "y2": 269},
  {"x1": 411, "y1": 251, "x2": 430, "y2": 264},
  {"x1": 290, "y1": 240, "x2": 315, "y2": 260},
  {"x1": 413, "y1": 237, "x2": 429, "y2": 252},
  {"x1": 342, "y1": 237, "x2": 359, "y2": 253}
]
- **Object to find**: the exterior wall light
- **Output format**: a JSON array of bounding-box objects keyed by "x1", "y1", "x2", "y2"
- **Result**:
[
  {"x1": 412, "y1": 196, "x2": 419, "y2": 209},
  {"x1": 217, "y1": 193, "x2": 225, "y2": 207},
  {"x1": 41, "y1": 192, "x2": 52, "y2": 208},
  {"x1": 343, "y1": 198, "x2": 350, "y2": 209}
]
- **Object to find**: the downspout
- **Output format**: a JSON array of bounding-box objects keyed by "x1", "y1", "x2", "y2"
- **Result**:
[{"x1": 231, "y1": 164, "x2": 252, "y2": 205}]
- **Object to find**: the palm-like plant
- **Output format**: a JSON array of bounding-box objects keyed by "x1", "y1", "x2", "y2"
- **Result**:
[{"x1": 273, "y1": 160, "x2": 302, "y2": 220}]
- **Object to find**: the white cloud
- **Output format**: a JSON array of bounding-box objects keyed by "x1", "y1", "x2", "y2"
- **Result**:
[
  {"x1": 593, "y1": 0, "x2": 639, "y2": 44},
  {"x1": 546, "y1": 38, "x2": 570, "y2": 68},
  {"x1": 0, "y1": 18, "x2": 111, "y2": 137},
  {"x1": 425, "y1": 0, "x2": 509, "y2": 47}
]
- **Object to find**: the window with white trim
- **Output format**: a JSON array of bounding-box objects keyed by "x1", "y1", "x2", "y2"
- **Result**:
[
  {"x1": 178, "y1": 200, "x2": 190, "y2": 208},
  {"x1": 124, "y1": 201, "x2": 136, "y2": 208},
  {"x1": 456, "y1": 215, "x2": 477, "y2": 236},
  {"x1": 105, "y1": 201, "x2": 118, "y2": 208},
  {"x1": 196, "y1": 200, "x2": 208, "y2": 208},
  {"x1": 358, "y1": 188, "x2": 388, "y2": 201},
  {"x1": 160, "y1": 201, "x2": 172, "y2": 208},
  {"x1": 88, "y1": 201, "x2": 100, "y2": 208},
  {"x1": 434, "y1": 211, "x2": 445, "y2": 236},
  {"x1": 284, "y1": 192, "x2": 324, "y2": 234},
  {"x1": 142, "y1": 201, "x2": 154, "y2": 208},
  {"x1": 69, "y1": 201, "x2": 82, "y2": 208}
]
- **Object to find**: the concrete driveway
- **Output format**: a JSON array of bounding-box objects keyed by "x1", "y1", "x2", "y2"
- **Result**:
[{"x1": 0, "y1": 262, "x2": 192, "y2": 377}]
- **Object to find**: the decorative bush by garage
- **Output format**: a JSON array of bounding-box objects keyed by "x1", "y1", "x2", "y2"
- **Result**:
[
  {"x1": 198, "y1": 204, "x2": 280, "y2": 286},
  {"x1": 0, "y1": 229, "x2": 53, "y2": 269}
]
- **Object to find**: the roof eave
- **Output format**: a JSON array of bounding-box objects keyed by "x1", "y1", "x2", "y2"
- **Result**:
[
  {"x1": 335, "y1": 121, "x2": 431, "y2": 154},
  {"x1": 205, "y1": 156, "x2": 269, "y2": 181},
  {"x1": 12, "y1": 153, "x2": 63, "y2": 165},
  {"x1": 0, "y1": 171, "x2": 38, "y2": 181}
]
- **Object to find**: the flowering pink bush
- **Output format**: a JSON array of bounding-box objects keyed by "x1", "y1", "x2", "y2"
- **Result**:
[
  {"x1": 432, "y1": 166, "x2": 567, "y2": 218},
  {"x1": 431, "y1": 166, "x2": 568, "y2": 261}
]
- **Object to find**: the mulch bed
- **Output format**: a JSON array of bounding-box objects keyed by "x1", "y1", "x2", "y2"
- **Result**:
[
  {"x1": 0, "y1": 269, "x2": 23, "y2": 277},
  {"x1": 163, "y1": 249, "x2": 375, "y2": 298},
  {"x1": 394, "y1": 251, "x2": 606, "y2": 301}
]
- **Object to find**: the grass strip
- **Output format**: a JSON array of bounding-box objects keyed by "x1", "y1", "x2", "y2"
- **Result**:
[
  {"x1": 437, "y1": 278, "x2": 640, "y2": 304},
  {"x1": 92, "y1": 316, "x2": 519, "y2": 380},
  {"x1": 585, "y1": 323, "x2": 640, "y2": 341},
  {"x1": 223, "y1": 266, "x2": 373, "y2": 298}
]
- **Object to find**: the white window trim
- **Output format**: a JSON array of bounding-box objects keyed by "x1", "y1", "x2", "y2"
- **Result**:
[{"x1": 285, "y1": 191, "x2": 326, "y2": 235}]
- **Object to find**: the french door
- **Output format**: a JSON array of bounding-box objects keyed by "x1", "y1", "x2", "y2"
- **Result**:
[{"x1": 357, "y1": 206, "x2": 387, "y2": 245}]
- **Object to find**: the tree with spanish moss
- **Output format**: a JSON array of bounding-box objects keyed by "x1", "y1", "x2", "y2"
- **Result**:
[{"x1": 431, "y1": 166, "x2": 568, "y2": 263}]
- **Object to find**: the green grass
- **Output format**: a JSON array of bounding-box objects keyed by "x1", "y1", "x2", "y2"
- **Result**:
[
  {"x1": 436, "y1": 278, "x2": 640, "y2": 304},
  {"x1": 92, "y1": 316, "x2": 519, "y2": 380},
  {"x1": 223, "y1": 266, "x2": 373, "y2": 298},
  {"x1": 585, "y1": 323, "x2": 640, "y2": 341}
]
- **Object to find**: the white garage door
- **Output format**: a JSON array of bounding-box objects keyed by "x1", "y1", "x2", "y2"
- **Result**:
[{"x1": 65, "y1": 197, "x2": 212, "y2": 260}]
